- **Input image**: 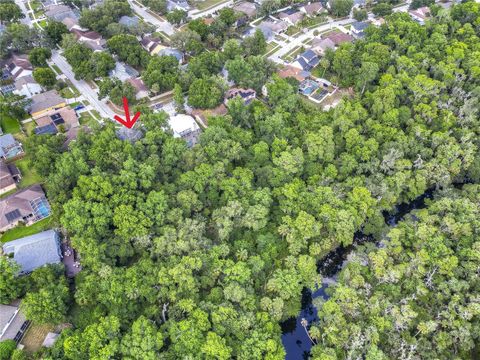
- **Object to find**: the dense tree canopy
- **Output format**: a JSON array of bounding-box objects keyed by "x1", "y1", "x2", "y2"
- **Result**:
[
  {"x1": 79, "y1": 0, "x2": 131, "y2": 36},
  {"x1": 7, "y1": 3, "x2": 480, "y2": 360}
]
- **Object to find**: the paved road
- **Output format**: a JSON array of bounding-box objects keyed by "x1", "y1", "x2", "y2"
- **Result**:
[
  {"x1": 127, "y1": 0, "x2": 175, "y2": 35},
  {"x1": 189, "y1": 0, "x2": 233, "y2": 19},
  {"x1": 267, "y1": 2, "x2": 412, "y2": 65},
  {"x1": 51, "y1": 51, "x2": 116, "y2": 119},
  {"x1": 268, "y1": 18, "x2": 354, "y2": 64},
  {"x1": 14, "y1": 0, "x2": 33, "y2": 27}
]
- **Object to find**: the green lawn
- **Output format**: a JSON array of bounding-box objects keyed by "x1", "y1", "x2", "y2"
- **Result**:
[
  {"x1": 38, "y1": 19, "x2": 48, "y2": 28},
  {"x1": 194, "y1": 0, "x2": 229, "y2": 11},
  {"x1": 79, "y1": 112, "x2": 97, "y2": 126},
  {"x1": 22, "y1": 121, "x2": 36, "y2": 136},
  {"x1": 60, "y1": 87, "x2": 77, "y2": 99},
  {"x1": 51, "y1": 64, "x2": 62, "y2": 75},
  {"x1": 1, "y1": 116, "x2": 21, "y2": 134},
  {"x1": 0, "y1": 217, "x2": 53, "y2": 243},
  {"x1": 16, "y1": 157, "x2": 43, "y2": 189}
]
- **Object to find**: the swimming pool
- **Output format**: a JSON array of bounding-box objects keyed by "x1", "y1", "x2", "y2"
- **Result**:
[{"x1": 30, "y1": 197, "x2": 51, "y2": 220}]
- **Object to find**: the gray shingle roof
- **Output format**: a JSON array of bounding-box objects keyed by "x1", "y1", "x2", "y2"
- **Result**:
[{"x1": 2, "y1": 230, "x2": 62, "y2": 274}]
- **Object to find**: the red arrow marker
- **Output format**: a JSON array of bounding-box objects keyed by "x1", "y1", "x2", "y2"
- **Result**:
[{"x1": 114, "y1": 97, "x2": 141, "y2": 129}]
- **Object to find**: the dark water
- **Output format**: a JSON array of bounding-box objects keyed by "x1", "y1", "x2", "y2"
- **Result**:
[{"x1": 281, "y1": 189, "x2": 434, "y2": 359}]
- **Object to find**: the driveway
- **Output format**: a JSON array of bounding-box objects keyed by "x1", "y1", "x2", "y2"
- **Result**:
[
  {"x1": 51, "y1": 51, "x2": 116, "y2": 119},
  {"x1": 14, "y1": 0, "x2": 33, "y2": 27}
]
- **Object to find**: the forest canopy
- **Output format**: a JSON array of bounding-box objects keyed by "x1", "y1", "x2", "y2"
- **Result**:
[{"x1": 2, "y1": 2, "x2": 480, "y2": 359}]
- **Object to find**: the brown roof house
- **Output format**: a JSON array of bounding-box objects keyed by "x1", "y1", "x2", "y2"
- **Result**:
[
  {"x1": 278, "y1": 10, "x2": 304, "y2": 26},
  {"x1": 0, "y1": 161, "x2": 21, "y2": 195},
  {"x1": 0, "y1": 184, "x2": 51, "y2": 232},
  {"x1": 225, "y1": 88, "x2": 256, "y2": 105},
  {"x1": 71, "y1": 28, "x2": 106, "y2": 51},
  {"x1": 2, "y1": 54, "x2": 33, "y2": 81},
  {"x1": 234, "y1": 2, "x2": 257, "y2": 18},
  {"x1": 409, "y1": 6, "x2": 430, "y2": 25},
  {"x1": 300, "y1": 2, "x2": 325, "y2": 16},
  {"x1": 127, "y1": 78, "x2": 149, "y2": 100},
  {"x1": 34, "y1": 106, "x2": 79, "y2": 135},
  {"x1": 322, "y1": 31, "x2": 354, "y2": 46},
  {"x1": 140, "y1": 36, "x2": 165, "y2": 55},
  {"x1": 311, "y1": 37, "x2": 336, "y2": 55},
  {"x1": 278, "y1": 65, "x2": 310, "y2": 82}
]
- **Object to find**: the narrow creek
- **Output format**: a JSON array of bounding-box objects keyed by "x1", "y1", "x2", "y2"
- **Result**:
[{"x1": 280, "y1": 189, "x2": 434, "y2": 359}]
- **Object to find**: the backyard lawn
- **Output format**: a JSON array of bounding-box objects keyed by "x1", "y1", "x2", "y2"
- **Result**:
[
  {"x1": 0, "y1": 217, "x2": 53, "y2": 243},
  {"x1": 1, "y1": 116, "x2": 21, "y2": 134},
  {"x1": 16, "y1": 156, "x2": 43, "y2": 188}
]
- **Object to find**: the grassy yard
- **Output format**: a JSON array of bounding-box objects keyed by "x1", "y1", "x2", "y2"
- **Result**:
[
  {"x1": 286, "y1": 25, "x2": 301, "y2": 37},
  {"x1": 1, "y1": 116, "x2": 21, "y2": 134},
  {"x1": 79, "y1": 112, "x2": 97, "y2": 126},
  {"x1": 0, "y1": 217, "x2": 53, "y2": 243},
  {"x1": 16, "y1": 156, "x2": 43, "y2": 188},
  {"x1": 29, "y1": 0, "x2": 42, "y2": 11},
  {"x1": 51, "y1": 64, "x2": 62, "y2": 75},
  {"x1": 38, "y1": 19, "x2": 48, "y2": 28},
  {"x1": 60, "y1": 87, "x2": 78, "y2": 99},
  {"x1": 194, "y1": 0, "x2": 229, "y2": 11},
  {"x1": 22, "y1": 121, "x2": 36, "y2": 136}
]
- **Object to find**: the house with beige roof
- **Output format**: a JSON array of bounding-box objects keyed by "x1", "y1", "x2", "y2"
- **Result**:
[
  {"x1": 30, "y1": 90, "x2": 66, "y2": 119},
  {"x1": 0, "y1": 185, "x2": 51, "y2": 232}
]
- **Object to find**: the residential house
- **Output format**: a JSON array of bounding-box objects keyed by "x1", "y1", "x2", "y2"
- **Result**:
[
  {"x1": 167, "y1": 0, "x2": 190, "y2": 11},
  {"x1": 191, "y1": 104, "x2": 228, "y2": 126},
  {"x1": 300, "y1": 2, "x2": 325, "y2": 16},
  {"x1": 140, "y1": 36, "x2": 163, "y2": 55},
  {"x1": 0, "y1": 134, "x2": 24, "y2": 160},
  {"x1": 71, "y1": 28, "x2": 106, "y2": 51},
  {"x1": 0, "y1": 161, "x2": 21, "y2": 195},
  {"x1": 0, "y1": 302, "x2": 26, "y2": 342},
  {"x1": 119, "y1": 15, "x2": 139, "y2": 28},
  {"x1": 311, "y1": 37, "x2": 335, "y2": 55},
  {"x1": 278, "y1": 9, "x2": 304, "y2": 26},
  {"x1": 30, "y1": 90, "x2": 66, "y2": 118},
  {"x1": 109, "y1": 62, "x2": 140, "y2": 81},
  {"x1": 61, "y1": 16, "x2": 80, "y2": 31},
  {"x1": 2, "y1": 54, "x2": 33, "y2": 81},
  {"x1": 0, "y1": 184, "x2": 51, "y2": 232},
  {"x1": 169, "y1": 114, "x2": 201, "y2": 147},
  {"x1": 409, "y1": 6, "x2": 430, "y2": 24},
  {"x1": 2, "y1": 230, "x2": 62, "y2": 274},
  {"x1": 140, "y1": 36, "x2": 165, "y2": 55},
  {"x1": 292, "y1": 49, "x2": 320, "y2": 71},
  {"x1": 234, "y1": 2, "x2": 258, "y2": 18},
  {"x1": 225, "y1": 88, "x2": 256, "y2": 105},
  {"x1": 322, "y1": 30, "x2": 354, "y2": 46},
  {"x1": 0, "y1": 82, "x2": 16, "y2": 96},
  {"x1": 127, "y1": 78, "x2": 149, "y2": 100},
  {"x1": 350, "y1": 21, "x2": 369, "y2": 38},
  {"x1": 278, "y1": 65, "x2": 310, "y2": 82},
  {"x1": 34, "y1": 107, "x2": 79, "y2": 135},
  {"x1": 13, "y1": 75, "x2": 42, "y2": 98},
  {"x1": 116, "y1": 127, "x2": 144, "y2": 142},
  {"x1": 254, "y1": 20, "x2": 288, "y2": 40},
  {"x1": 45, "y1": 4, "x2": 77, "y2": 22}
]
